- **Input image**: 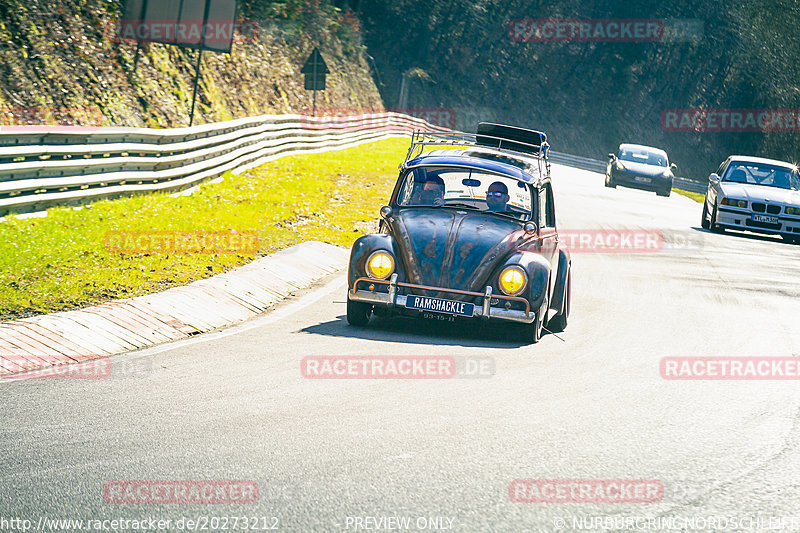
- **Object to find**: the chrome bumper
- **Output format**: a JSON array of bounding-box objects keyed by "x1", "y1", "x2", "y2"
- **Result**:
[
  {"x1": 717, "y1": 208, "x2": 800, "y2": 236},
  {"x1": 349, "y1": 275, "x2": 535, "y2": 324}
]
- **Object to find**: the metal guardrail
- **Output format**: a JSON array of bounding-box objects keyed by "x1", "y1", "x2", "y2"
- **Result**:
[
  {"x1": 548, "y1": 150, "x2": 707, "y2": 194},
  {"x1": 0, "y1": 114, "x2": 707, "y2": 217},
  {"x1": 0, "y1": 113, "x2": 447, "y2": 216}
]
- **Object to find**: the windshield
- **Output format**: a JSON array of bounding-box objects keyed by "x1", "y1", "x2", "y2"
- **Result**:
[
  {"x1": 395, "y1": 166, "x2": 533, "y2": 218},
  {"x1": 618, "y1": 147, "x2": 668, "y2": 167},
  {"x1": 723, "y1": 163, "x2": 800, "y2": 190}
]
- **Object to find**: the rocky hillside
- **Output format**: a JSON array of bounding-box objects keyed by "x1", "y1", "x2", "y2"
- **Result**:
[{"x1": 0, "y1": 0, "x2": 382, "y2": 127}]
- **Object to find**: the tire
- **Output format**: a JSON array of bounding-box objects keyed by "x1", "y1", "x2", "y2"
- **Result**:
[
  {"x1": 605, "y1": 173, "x2": 616, "y2": 188},
  {"x1": 519, "y1": 292, "x2": 548, "y2": 344},
  {"x1": 346, "y1": 298, "x2": 372, "y2": 326},
  {"x1": 656, "y1": 186, "x2": 671, "y2": 197},
  {"x1": 710, "y1": 203, "x2": 724, "y2": 233},
  {"x1": 782, "y1": 235, "x2": 800, "y2": 244},
  {"x1": 701, "y1": 199, "x2": 710, "y2": 229},
  {"x1": 548, "y1": 267, "x2": 570, "y2": 333}
]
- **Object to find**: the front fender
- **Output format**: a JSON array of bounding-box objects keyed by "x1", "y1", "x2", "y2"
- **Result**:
[
  {"x1": 550, "y1": 248, "x2": 571, "y2": 314},
  {"x1": 347, "y1": 234, "x2": 405, "y2": 289},
  {"x1": 489, "y1": 252, "x2": 552, "y2": 312}
]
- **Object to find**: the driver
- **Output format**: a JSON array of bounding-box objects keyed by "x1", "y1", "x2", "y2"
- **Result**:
[
  {"x1": 486, "y1": 181, "x2": 510, "y2": 211},
  {"x1": 418, "y1": 175, "x2": 445, "y2": 206}
]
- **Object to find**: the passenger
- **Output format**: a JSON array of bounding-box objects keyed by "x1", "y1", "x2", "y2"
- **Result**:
[
  {"x1": 727, "y1": 168, "x2": 748, "y2": 183},
  {"x1": 486, "y1": 181, "x2": 510, "y2": 211}
]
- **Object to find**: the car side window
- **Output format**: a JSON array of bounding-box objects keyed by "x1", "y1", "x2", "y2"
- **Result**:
[
  {"x1": 717, "y1": 160, "x2": 728, "y2": 177},
  {"x1": 543, "y1": 183, "x2": 556, "y2": 228}
]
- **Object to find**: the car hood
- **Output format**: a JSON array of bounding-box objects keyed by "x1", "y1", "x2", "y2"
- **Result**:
[
  {"x1": 389, "y1": 208, "x2": 524, "y2": 296},
  {"x1": 720, "y1": 183, "x2": 800, "y2": 204},
  {"x1": 618, "y1": 161, "x2": 669, "y2": 177}
]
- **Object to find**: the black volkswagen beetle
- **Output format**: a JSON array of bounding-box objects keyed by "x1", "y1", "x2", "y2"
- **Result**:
[{"x1": 345, "y1": 123, "x2": 571, "y2": 343}]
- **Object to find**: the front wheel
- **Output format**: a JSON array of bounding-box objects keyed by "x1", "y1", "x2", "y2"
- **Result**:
[
  {"x1": 701, "y1": 199, "x2": 710, "y2": 229},
  {"x1": 605, "y1": 174, "x2": 616, "y2": 188},
  {"x1": 346, "y1": 298, "x2": 372, "y2": 326}
]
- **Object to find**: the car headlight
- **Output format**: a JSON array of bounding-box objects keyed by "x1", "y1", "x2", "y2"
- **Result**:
[
  {"x1": 498, "y1": 266, "x2": 527, "y2": 296},
  {"x1": 721, "y1": 198, "x2": 747, "y2": 208},
  {"x1": 366, "y1": 251, "x2": 395, "y2": 280},
  {"x1": 662, "y1": 170, "x2": 672, "y2": 178},
  {"x1": 615, "y1": 161, "x2": 624, "y2": 171},
  {"x1": 787, "y1": 206, "x2": 800, "y2": 215}
]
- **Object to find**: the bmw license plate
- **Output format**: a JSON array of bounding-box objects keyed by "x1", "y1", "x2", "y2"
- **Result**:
[
  {"x1": 406, "y1": 295, "x2": 475, "y2": 317},
  {"x1": 634, "y1": 176, "x2": 652, "y2": 183},
  {"x1": 752, "y1": 214, "x2": 779, "y2": 224}
]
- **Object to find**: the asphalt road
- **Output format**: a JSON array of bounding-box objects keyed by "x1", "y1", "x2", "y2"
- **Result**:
[{"x1": 3, "y1": 164, "x2": 800, "y2": 533}]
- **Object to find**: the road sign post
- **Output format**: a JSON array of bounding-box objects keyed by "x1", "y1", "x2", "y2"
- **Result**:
[{"x1": 301, "y1": 48, "x2": 329, "y2": 116}]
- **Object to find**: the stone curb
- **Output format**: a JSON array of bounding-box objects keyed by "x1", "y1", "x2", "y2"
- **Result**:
[{"x1": 0, "y1": 241, "x2": 348, "y2": 376}]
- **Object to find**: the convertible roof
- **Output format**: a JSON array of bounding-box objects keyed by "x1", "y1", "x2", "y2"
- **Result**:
[{"x1": 403, "y1": 151, "x2": 541, "y2": 183}]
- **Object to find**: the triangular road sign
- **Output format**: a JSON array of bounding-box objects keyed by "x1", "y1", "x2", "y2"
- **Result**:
[{"x1": 301, "y1": 48, "x2": 330, "y2": 74}]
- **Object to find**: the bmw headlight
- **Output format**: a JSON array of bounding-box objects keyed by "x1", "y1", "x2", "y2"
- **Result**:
[
  {"x1": 787, "y1": 206, "x2": 800, "y2": 215},
  {"x1": 366, "y1": 251, "x2": 395, "y2": 280},
  {"x1": 662, "y1": 170, "x2": 672, "y2": 178},
  {"x1": 721, "y1": 198, "x2": 747, "y2": 208},
  {"x1": 498, "y1": 266, "x2": 527, "y2": 296},
  {"x1": 615, "y1": 161, "x2": 624, "y2": 171}
]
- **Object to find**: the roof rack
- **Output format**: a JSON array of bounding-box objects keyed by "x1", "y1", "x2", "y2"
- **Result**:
[{"x1": 403, "y1": 128, "x2": 550, "y2": 168}]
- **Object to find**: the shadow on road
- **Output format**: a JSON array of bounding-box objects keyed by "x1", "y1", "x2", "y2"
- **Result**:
[
  {"x1": 690, "y1": 225, "x2": 796, "y2": 246},
  {"x1": 301, "y1": 314, "x2": 536, "y2": 349}
]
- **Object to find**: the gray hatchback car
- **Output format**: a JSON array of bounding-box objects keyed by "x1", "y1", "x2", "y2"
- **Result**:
[{"x1": 605, "y1": 143, "x2": 676, "y2": 197}]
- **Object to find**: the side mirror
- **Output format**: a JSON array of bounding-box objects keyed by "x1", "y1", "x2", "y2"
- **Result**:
[
  {"x1": 670, "y1": 163, "x2": 677, "y2": 171},
  {"x1": 709, "y1": 173, "x2": 720, "y2": 183},
  {"x1": 608, "y1": 153, "x2": 615, "y2": 160},
  {"x1": 524, "y1": 221, "x2": 537, "y2": 235},
  {"x1": 380, "y1": 205, "x2": 393, "y2": 219}
]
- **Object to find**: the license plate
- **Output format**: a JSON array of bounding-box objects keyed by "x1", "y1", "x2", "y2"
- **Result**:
[
  {"x1": 752, "y1": 214, "x2": 778, "y2": 224},
  {"x1": 422, "y1": 312, "x2": 455, "y2": 322},
  {"x1": 406, "y1": 295, "x2": 475, "y2": 317},
  {"x1": 634, "y1": 176, "x2": 652, "y2": 183}
]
